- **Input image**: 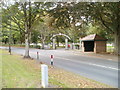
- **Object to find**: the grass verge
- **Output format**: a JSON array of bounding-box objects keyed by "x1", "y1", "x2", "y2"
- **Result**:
[
  {"x1": 1, "y1": 49, "x2": 112, "y2": 88},
  {"x1": 2, "y1": 49, "x2": 67, "y2": 88}
]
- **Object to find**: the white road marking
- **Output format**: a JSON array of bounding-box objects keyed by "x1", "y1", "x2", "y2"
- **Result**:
[
  {"x1": 29, "y1": 52, "x2": 119, "y2": 71},
  {"x1": 55, "y1": 56, "x2": 119, "y2": 71},
  {"x1": 108, "y1": 59, "x2": 113, "y2": 60},
  {"x1": 88, "y1": 63, "x2": 118, "y2": 70}
]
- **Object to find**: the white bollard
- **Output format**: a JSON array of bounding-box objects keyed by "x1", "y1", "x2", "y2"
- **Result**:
[{"x1": 41, "y1": 64, "x2": 48, "y2": 88}]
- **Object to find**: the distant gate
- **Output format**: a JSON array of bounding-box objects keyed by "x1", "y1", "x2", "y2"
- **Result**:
[{"x1": 50, "y1": 33, "x2": 71, "y2": 49}]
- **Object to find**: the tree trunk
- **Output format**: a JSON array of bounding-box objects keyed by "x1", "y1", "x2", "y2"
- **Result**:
[
  {"x1": 24, "y1": 33, "x2": 30, "y2": 58},
  {"x1": 20, "y1": 32, "x2": 24, "y2": 44},
  {"x1": 4, "y1": 38, "x2": 7, "y2": 44},
  {"x1": 13, "y1": 40, "x2": 16, "y2": 44},
  {"x1": 41, "y1": 39, "x2": 45, "y2": 49},
  {"x1": 56, "y1": 37, "x2": 59, "y2": 47},
  {"x1": 13, "y1": 34, "x2": 15, "y2": 44},
  {"x1": 114, "y1": 30, "x2": 120, "y2": 55},
  {"x1": 118, "y1": 31, "x2": 120, "y2": 56}
]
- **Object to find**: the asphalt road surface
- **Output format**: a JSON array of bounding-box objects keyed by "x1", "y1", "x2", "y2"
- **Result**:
[{"x1": 1, "y1": 47, "x2": 119, "y2": 87}]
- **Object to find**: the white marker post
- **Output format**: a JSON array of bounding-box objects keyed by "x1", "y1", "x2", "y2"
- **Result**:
[
  {"x1": 37, "y1": 52, "x2": 39, "y2": 59},
  {"x1": 41, "y1": 64, "x2": 48, "y2": 88}
]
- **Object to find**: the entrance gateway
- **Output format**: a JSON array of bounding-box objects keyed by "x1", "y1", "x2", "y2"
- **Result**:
[{"x1": 50, "y1": 33, "x2": 71, "y2": 49}]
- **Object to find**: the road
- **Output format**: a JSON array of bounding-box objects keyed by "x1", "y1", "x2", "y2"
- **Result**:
[{"x1": 1, "y1": 46, "x2": 119, "y2": 87}]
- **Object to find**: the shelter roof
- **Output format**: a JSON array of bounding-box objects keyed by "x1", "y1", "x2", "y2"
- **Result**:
[{"x1": 81, "y1": 34, "x2": 107, "y2": 41}]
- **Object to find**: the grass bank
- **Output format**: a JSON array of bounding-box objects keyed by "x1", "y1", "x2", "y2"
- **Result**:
[
  {"x1": 1, "y1": 49, "x2": 112, "y2": 88},
  {"x1": 2, "y1": 50, "x2": 66, "y2": 88}
]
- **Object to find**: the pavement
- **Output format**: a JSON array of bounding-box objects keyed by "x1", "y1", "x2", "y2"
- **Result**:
[{"x1": 0, "y1": 46, "x2": 119, "y2": 88}]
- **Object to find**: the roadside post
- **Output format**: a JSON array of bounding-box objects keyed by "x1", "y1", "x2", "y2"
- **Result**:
[
  {"x1": 41, "y1": 64, "x2": 48, "y2": 88},
  {"x1": 37, "y1": 52, "x2": 39, "y2": 59},
  {"x1": 50, "y1": 55, "x2": 54, "y2": 65}
]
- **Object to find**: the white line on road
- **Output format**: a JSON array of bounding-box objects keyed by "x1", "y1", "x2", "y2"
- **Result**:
[
  {"x1": 88, "y1": 63, "x2": 118, "y2": 70},
  {"x1": 55, "y1": 56, "x2": 119, "y2": 71},
  {"x1": 30, "y1": 52, "x2": 119, "y2": 71}
]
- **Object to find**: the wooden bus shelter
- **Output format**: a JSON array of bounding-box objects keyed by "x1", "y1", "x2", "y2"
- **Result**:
[{"x1": 81, "y1": 34, "x2": 107, "y2": 53}]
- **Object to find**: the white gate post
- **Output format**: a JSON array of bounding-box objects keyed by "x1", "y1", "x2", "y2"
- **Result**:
[
  {"x1": 41, "y1": 64, "x2": 48, "y2": 88},
  {"x1": 65, "y1": 38, "x2": 68, "y2": 50},
  {"x1": 53, "y1": 38, "x2": 56, "y2": 49}
]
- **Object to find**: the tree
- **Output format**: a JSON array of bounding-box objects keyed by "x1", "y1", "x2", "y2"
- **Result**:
[
  {"x1": 18, "y1": 2, "x2": 56, "y2": 57},
  {"x1": 2, "y1": 1, "x2": 47, "y2": 58},
  {"x1": 32, "y1": 15, "x2": 53, "y2": 49},
  {"x1": 87, "y1": 2, "x2": 120, "y2": 54},
  {"x1": 2, "y1": 2, "x2": 25, "y2": 44},
  {"x1": 31, "y1": 30, "x2": 39, "y2": 45}
]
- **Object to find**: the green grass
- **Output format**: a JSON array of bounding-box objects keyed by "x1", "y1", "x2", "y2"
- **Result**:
[
  {"x1": 2, "y1": 50, "x2": 67, "y2": 88},
  {"x1": 57, "y1": 46, "x2": 65, "y2": 49},
  {"x1": 1, "y1": 44, "x2": 25, "y2": 47},
  {"x1": 2, "y1": 50, "x2": 41, "y2": 88}
]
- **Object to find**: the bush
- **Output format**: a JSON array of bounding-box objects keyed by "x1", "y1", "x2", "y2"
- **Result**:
[
  {"x1": 20, "y1": 44, "x2": 25, "y2": 47},
  {"x1": 30, "y1": 45, "x2": 34, "y2": 48},
  {"x1": 35, "y1": 45, "x2": 41, "y2": 49},
  {"x1": 75, "y1": 44, "x2": 80, "y2": 49},
  {"x1": 30, "y1": 45, "x2": 41, "y2": 49}
]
